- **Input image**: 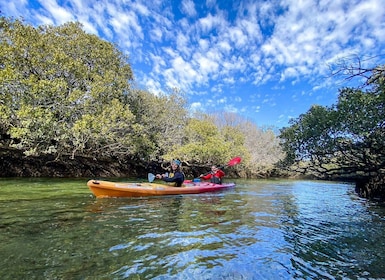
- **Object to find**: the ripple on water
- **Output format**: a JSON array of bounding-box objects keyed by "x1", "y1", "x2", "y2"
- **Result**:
[{"x1": 1, "y1": 179, "x2": 385, "y2": 279}]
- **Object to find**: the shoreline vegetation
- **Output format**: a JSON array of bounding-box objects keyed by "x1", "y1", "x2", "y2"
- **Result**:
[
  {"x1": 0, "y1": 147, "x2": 275, "y2": 179},
  {"x1": 1, "y1": 146, "x2": 384, "y2": 202}
]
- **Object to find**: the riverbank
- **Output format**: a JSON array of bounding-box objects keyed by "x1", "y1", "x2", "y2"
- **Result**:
[
  {"x1": 0, "y1": 147, "x2": 137, "y2": 178},
  {"x1": 2, "y1": 147, "x2": 384, "y2": 201},
  {"x1": 0, "y1": 147, "x2": 238, "y2": 179}
]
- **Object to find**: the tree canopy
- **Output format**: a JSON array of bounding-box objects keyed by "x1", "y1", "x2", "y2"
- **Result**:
[{"x1": 1, "y1": 18, "x2": 135, "y2": 157}]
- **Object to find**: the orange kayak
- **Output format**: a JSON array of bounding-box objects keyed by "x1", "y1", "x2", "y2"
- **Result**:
[{"x1": 87, "y1": 180, "x2": 235, "y2": 198}]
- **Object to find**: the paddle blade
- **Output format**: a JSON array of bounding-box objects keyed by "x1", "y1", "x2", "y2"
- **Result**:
[
  {"x1": 227, "y1": 157, "x2": 242, "y2": 166},
  {"x1": 148, "y1": 173, "x2": 155, "y2": 183}
]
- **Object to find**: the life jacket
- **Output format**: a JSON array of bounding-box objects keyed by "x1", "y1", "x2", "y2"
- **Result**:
[
  {"x1": 166, "y1": 171, "x2": 185, "y2": 187},
  {"x1": 210, "y1": 174, "x2": 222, "y2": 184}
]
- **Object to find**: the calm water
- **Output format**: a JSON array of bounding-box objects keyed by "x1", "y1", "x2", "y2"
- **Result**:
[{"x1": 1, "y1": 178, "x2": 385, "y2": 279}]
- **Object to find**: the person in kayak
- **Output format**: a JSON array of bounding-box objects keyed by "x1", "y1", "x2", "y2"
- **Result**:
[
  {"x1": 156, "y1": 159, "x2": 185, "y2": 187},
  {"x1": 200, "y1": 165, "x2": 225, "y2": 184}
]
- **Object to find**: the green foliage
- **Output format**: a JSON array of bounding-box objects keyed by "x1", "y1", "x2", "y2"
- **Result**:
[
  {"x1": 336, "y1": 87, "x2": 384, "y2": 136},
  {"x1": 279, "y1": 68, "x2": 385, "y2": 179},
  {"x1": 71, "y1": 99, "x2": 135, "y2": 158},
  {"x1": 169, "y1": 112, "x2": 283, "y2": 178},
  {"x1": 9, "y1": 105, "x2": 58, "y2": 155},
  {"x1": 279, "y1": 105, "x2": 337, "y2": 164},
  {"x1": 170, "y1": 118, "x2": 232, "y2": 163},
  {"x1": 199, "y1": 112, "x2": 284, "y2": 176},
  {"x1": 0, "y1": 17, "x2": 134, "y2": 157},
  {"x1": 124, "y1": 88, "x2": 188, "y2": 159}
]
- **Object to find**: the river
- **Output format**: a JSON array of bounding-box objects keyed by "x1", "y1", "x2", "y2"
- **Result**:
[{"x1": 1, "y1": 178, "x2": 384, "y2": 279}]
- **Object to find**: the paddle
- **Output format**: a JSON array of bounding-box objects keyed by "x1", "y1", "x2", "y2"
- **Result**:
[
  {"x1": 226, "y1": 156, "x2": 242, "y2": 167},
  {"x1": 200, "y1": 156, "x2": 242, "y2": 177},
  {"x1": 148, "y1": 173, "x2": 156, "y2": 183}
]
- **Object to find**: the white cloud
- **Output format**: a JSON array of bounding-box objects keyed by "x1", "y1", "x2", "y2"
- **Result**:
[
  {"x1": 217, "y1": 40, "x2": 232, "y2": 54},
  {"x1": 180, "y1": 0, "x2": 197, "y2": 17},
  {"x1": 38, "y1": 0, "x2": 74, "y2": 24},
  {"x1": 198, "y1": 13, "x2": 226, "y2": 33},
  {"x1": 176, "y1": 32, "x2": 190, "y2": 53},
  {"x1": 234, "y1": 96, "x2": 242, "y2": 102},
  {"x1": 132, "y1": 2, "x2": 150, "y2": 16},
  {"x1": 280, "y1": 67, "x2": 298, "y2": 82},
  {"x1": 190, "y1": 102, "x2": 203, "y2": 111},
  {"x1": 110, "y1": 11, "x2": 143, "y2": 39},
  {"x1": 224, "y1": 104, "x2": 238, "y2": 113},
  {"x1": 198, "y1": 39, "x2": 210, "y2": 51},
  {"x1": 227, "y1": 26, "x2": 248, "y2": 48}
]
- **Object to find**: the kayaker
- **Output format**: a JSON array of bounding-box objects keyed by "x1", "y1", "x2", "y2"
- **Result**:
[
  {"x1": 155, "y1": 159, "x2": 185, "y2": 187},
  {"x1": 200, "y1": 165, "x2": 225, "y2": 184}
]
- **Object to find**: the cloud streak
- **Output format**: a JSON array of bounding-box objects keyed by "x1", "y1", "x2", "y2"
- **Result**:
[{"x1": 1, "y1": 0, "x2": 385, "y2": 127}]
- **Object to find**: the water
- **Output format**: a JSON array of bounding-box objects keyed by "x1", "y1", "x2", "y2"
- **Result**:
[{"x1": 1, "y1": 178, "x2": 385, "y2": 279}]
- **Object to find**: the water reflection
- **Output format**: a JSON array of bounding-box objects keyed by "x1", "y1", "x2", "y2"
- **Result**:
[
  {"x1": 1, "y1": 179, "x2": 385, "y2": 279},
  {"x1": 82, "y1": 193, "x2": 263, "y2": 279},
  {"x1": 274, "y1": 181, "x2": 385, "y2": 279}
]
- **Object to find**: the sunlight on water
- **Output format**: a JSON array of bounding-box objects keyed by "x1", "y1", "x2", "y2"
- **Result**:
[{"x1": 1, "y1": 178, "x2": 385, "y2": 279}]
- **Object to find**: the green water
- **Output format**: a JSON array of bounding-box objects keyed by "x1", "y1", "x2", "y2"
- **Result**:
[{"x1": 1, "y1": 178, "x2": 385, "y2": 279}]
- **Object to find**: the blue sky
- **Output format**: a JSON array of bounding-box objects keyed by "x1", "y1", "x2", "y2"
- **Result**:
[{"x1": 2, "y1": 0, "x2": 385, "y2": 128}]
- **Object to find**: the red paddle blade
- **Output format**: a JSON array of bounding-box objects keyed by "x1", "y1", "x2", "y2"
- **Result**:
[{"x1": 227, "y1": 157, "x2": 242, "y2": 166}]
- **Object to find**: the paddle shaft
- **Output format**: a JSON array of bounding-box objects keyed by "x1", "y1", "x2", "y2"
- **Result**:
[
  {"x1": 200, "y1": 164, "x2": 227, "y2": 177},
  {"x1": 200, "y1": 157, "x2": 241, "y2": 177}
]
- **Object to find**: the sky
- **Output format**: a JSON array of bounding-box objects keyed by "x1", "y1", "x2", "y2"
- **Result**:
[{"x1": 1, "y1": 0, "x2": 385, "y2": 128}]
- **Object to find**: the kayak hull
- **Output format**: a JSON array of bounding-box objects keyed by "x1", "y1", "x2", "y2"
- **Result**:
[{"x1": 87, "y1": 180, "x2": 235, "y2": 198}]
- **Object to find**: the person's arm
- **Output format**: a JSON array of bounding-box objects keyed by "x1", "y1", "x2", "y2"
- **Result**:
[
  {"x1": 162, "y1": 172, "x2": 184, "y2": 183},
  {"x1": 200, "y1": 173, "x2": 212, "y2": 180},
  {"x1": 162, "y1": 171, "x2": 184, "y2": 187},
  {"x1": 217, "y1": 169, "x2": 225, "y2": 178}
]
